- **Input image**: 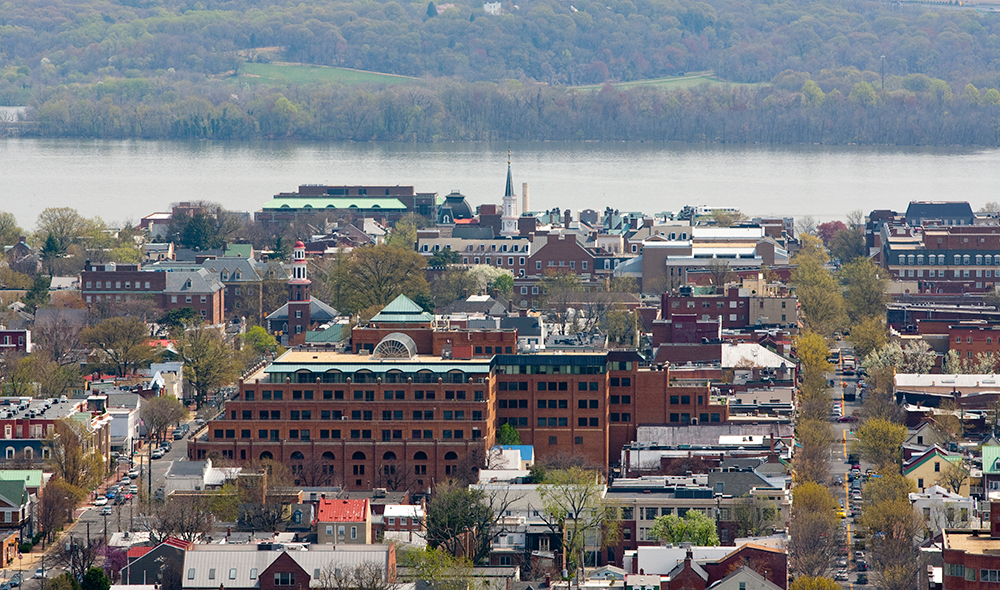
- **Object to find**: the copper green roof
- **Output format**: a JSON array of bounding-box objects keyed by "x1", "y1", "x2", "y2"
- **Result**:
[
  {"x1": 0, "y1": 470, "x2": 42, "y2": 489},
  {"x1": 265, "y1": 362, "x2": 490, "y2": 373},
  {"x1": 261, "y1": 198, "x2": 407, "y2": 210},
  {"x1": 984, "y1": 445, "x2": 1000, "y2": 474},
  {"x1": 370, "y1": 294, "x2": 433, "y2": 324},
  {"x1": 304, "y1": 324, "x2": 350, "y2": 343},
  {"x1": 0, "y1": 480, "x2": 27, "y2": 508}
]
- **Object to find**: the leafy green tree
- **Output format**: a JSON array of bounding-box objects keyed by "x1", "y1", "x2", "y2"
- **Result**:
[
  {"x1": 45, "y1": 419, "x2": 106, "y2": 491},
  {"x1": 840, "y1": 258, "x2": 888, "y2": 323},
  {"x1": 490, "y1": 273, "x2": 514, "y2": 300},
  {"x1": 387, "y1": 217, "x2": 418, "y2": 249},
  {"x1": 650, "y1": 510, "x2": 720, "y2": 546},
  {"x1": 22, "y1": 275, "x2": 51, "y2": 311},
  {"x1": 179, "y1": 213, "x2": 218, "y2": 250},
  {"x1": 0, "y1": 211, "x2": 22, "y2": 247},
  {"x1": 428, "y1": 248, "x2": 460, "y2": 268},
  {"x1": 399, "y1": 547, "x2": 472, "y2": 590},
  {"x1": 80, "y1": 316, "x2": 154, "y2": 377},
  {"x1": 241, "y1": 325, "x2": 282, "y2": 358},
  {"x1": 828, "y1": 228, "x2": 865, "y2": 264},
  {"x1": 36, "y1": 207, "x2": 85, "y2": 252},
  {"x1": 496, "y1": 423, "x2": 520, "y2": 445},
  {"x1": 158, "y1": 307, "x2": 201, "y2": 337},
  {"x1": 176, "y1": 325, "x2": 238, "y2": 408},
  {"x1": 851, "y1": 418, "x2": 907, "y2": 469},
  {"x1": 82, "y1": 567, "x2": 111, "y2": 590},
  {"x1": 789, "y1": 482, "x2": 840, "y2": 578},
  {"x1": 850, "y1": 316, "x2": 887, "y2": 360},
  {"x1": 792, "y1": 250, "x2": 845, "y2": 336},
  {"x1": 326, "y1": 244, "x2": 430, "y2": 314},
  {"x1": 41, "y1": 233, "x2": 62, "y2": 276}
]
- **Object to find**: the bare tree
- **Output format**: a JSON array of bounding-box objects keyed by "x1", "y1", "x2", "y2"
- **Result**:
[
  {"x1": 706, "y1": 258, "x2": 737, "y2": 288},
  {"x1": 317, "y1": 562, "x2": 397, "y2": 590},
  {"x1": 136, "y1": 495, "x2": 214, "y2": 543}
]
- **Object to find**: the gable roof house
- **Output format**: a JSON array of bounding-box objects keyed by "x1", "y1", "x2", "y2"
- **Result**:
[
  {"x1": 121, "y1": 537, "x2": 193, "y2": 586},
  {"x1": 903, "y1": 445, "x2": 968, "y2": 495},
  {"x1": 316, "y1": 498, "x2": 372, "y2": 544}
]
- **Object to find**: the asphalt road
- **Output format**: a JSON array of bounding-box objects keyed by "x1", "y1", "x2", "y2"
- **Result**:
[{"x1": 826, "y1": 339, "x2": 873, "y2": 588}]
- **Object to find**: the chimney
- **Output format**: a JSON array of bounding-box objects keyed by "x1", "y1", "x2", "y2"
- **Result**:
[
  {"x1": 564, "y1": 209, "x2": 572, "y2": 227},
  {"x1": 544, "y1": 575, "x2": 550, "y2": 588},
  {"x1": 522, "y1": 182, "x2": 529, "y2": 214},
  {"x1": 644, "y1": 217, "x2": 653, "y2": 228}
]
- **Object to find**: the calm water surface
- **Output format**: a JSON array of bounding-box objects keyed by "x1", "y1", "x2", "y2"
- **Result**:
[{"x1": 0, "y1": 138, "x2": 996, "y2": 228}]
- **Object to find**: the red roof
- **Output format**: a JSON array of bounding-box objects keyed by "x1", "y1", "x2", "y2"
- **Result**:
[
  {"x1": 127, "y1": 547, "x2": 152, "y2": 559},
  {"x1": 317, "y1": 498, "x2": 369, "y2": 523},
  {"x1": 162, "y1": 537, "x2": 190, "y2": 550},
  {"x1": 295, "y1": 240, "x2": 305, "y2": 248}
]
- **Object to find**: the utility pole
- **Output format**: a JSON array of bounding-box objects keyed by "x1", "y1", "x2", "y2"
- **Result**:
[{"x1": 880, "y1": 55, "x2": 885, "y2": 91}]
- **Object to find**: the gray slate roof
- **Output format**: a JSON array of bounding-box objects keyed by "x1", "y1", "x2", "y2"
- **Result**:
[
  {"x1": 163, "y1": 269, "x2": 224, "y2": 294},
  {"x1": 266, "y1": 298, "x2": 340, "y2": 322}
]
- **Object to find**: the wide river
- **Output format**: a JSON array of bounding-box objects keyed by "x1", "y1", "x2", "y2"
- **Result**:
[{"x1": 1, "y1": 138, "x2": 998, "y2": 229}]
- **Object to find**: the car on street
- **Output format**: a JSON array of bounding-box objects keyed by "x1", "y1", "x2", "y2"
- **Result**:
[
  {"x1": 129, "y1": 485, "x2": 138, "y2": 494},
  {"x1": 94, "y1": 497, "x2": 108, "y2": 506},
  {"x1": 856, "y1": 574, "x2": 868, "y2": 585},
  {"x1": 33, "y1": 569, "x2": 46, "y2": 579},
  {"x1": 3, "y1": 580, "x2": 12, "y2": 590},
  {"x1": 835, "y1": 571, "x2": 849, "y2": 581},
  {"x1": 836, "y1": 557, "x2": 848, "y2": 567},
  {"x1": 151, "y1": 449, "x2": 164, "y2": 459},
  {"x1": 129, "y1": 469, "x2": 140, "y2": 479},
  {"x1": 121, "y1": 477, "x2": 130, "y2": 485},
  {"x1": 837, "y1": 415, "x2": 859, "y2": 422},
  {"x1": 101, "y1": 506, "x2": 113, "y2": 516},
  {"x1": 837, "y1": 508, "x2": 847, "y2": 518},
  {"x1": 105, "y1": 490, "x2": 116, "y2": 500},
  {"x1": 11, "y1": 573, "x2": 23, "y2": 587},
  {"x1": 856, "y1": 560, "x2": 868, "y2": 571}
]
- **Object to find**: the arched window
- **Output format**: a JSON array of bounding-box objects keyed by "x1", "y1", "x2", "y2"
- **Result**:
[
  {"x1": 444, "y1": 451, "x2": 458, "y2": 460},
  {"x1": 414, "y1": 451, "x2": 428, "y2": 461},
  {"x1": 23, "y1": 448, "x2": 32, "y2": 460},
  {"x1": 290, "y1": 452, "x2": 304, "y2": 460},
  {"x1": 383, "y1": 452, "x2": 397, "y2": 461},
  {"x1": 352, "y1": 451, "x2": 366, "y2": 461},
  {"x1": 259, "y1": 451, "x2": 273, "y2": 460},
  {"x1": 322, "y1": 451, "x2": 335, "y2": 460}
]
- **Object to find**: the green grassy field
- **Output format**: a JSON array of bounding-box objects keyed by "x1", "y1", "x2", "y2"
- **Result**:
[
  {"x1": 239, "y1": 62, "x2": 417, "y2": 86},
  {"x1": 572, "y1": 71, "x2": 748, "y2": 91}
]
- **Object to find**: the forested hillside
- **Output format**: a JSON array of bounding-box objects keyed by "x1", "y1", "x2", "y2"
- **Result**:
[{"x1": 4, "y1": 0, "x2": 1000, "y2": 143}]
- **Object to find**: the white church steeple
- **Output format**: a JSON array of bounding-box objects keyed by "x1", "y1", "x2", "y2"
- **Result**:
[{"x1": 501, "y1": 151, "x2": 518, "y2": 237}]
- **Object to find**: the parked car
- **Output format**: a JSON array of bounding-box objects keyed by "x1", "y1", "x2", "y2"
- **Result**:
[
  {"x1": 838, "y1": 415, "x2": 859, "y2": 422},
  {"x1": 835, "y1": 571, "x2": 849, "y2": 581},
  {"x1": 128, "y1": 469, "x2": 140, "y2": 479},
  {"x1": 11, "y1": 573, "x2": 23, "y2": 587},
  {"x1": 94, "y1": 497, "x2": 108, "y2": 506},
  {"x1": 856, "y1": 574, "x2": 868, "y2": 585},
  {"x1": 129, "y1": 485, "x2": 138, "y2": 494},
  {"x1": 101, "y1": 506, "x2": 113, "y2": 516},
  {"x1": 120, "y1": 476, "x2": 130, "y2": 485},
  {"x1": 151, "y1": 449, "x2": 164, "y2": 459},
  {"x1": 33, "y1": 569, "x2": 46, "y2": 579}
]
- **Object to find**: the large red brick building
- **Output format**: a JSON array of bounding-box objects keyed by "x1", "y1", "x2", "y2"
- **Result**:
[
  {"x1": 191, "y1": 320, "x2": 726, "y2": 490},
  {"x1": 81, "y1": 263, "x2": 225, "y2": 323},
  {"x1": 943, "y1": 502, "x2": 1000, "y2": 589}
]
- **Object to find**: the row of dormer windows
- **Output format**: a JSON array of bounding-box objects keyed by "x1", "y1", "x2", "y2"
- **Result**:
[{"x1": 897, "y1": 253, "x2": 1000, "y2": 266}]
